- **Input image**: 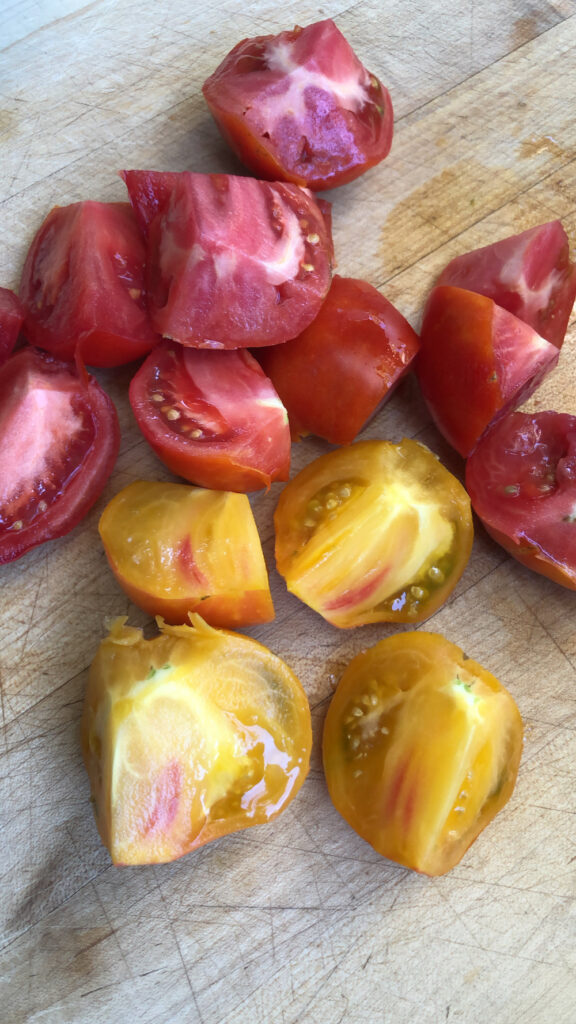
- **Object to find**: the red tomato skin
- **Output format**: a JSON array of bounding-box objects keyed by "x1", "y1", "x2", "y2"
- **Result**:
[
  {"x1": 0, "y1": 349, "x2": 120, "y2": 564},
  {"x1": 466, "y1": 410, "x2": 576, "y2": 589},
  {"x1": 19, "y1": 201, "x2": 160, "y2": 367},
  {"x1": 436, "y1": 221, "x2": 576, "y2": 348},
  {"x1": 417, "y1": 286, "x2": 559, "y2": 457},
  {"x1": 257, "y1": 275, "x2": 420, "y2": 444},
  {"x1": 129, "y1": 342, "x2": 291, "y2": 491},
  {"x1": 122, "y1": 170, "x2": 333, "y2": 349},
  {"x1": 202, "y1": 20, "x2": 393, "y2": 191},
  {"x1": 0, "y1": 288, "x2": 25, "y2": 366}
]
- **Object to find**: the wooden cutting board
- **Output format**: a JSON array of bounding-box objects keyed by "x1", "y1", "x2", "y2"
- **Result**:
[{"x1": 2, "y1": 2, "x2": 576, "y2": 1021}]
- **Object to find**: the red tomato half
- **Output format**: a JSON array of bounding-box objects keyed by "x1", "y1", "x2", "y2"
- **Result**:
[
  {"x1": 19, "y1": 201, "x2": 160, "y2": 367},
  {"x1": 129, "y1": 342, "x2": 291, "y2": 491},
  {"x1": 0, "y1": 349, "x2": 120, "y2": 564},
  {"x1": 258, "y1": 275, "x2": 419, "y2": 444},
  {"x1": 202, "y1": 19, "x2": 394, "y2": 191},
  {"x1": 417, "y1": 286, "x2": 559, "y2": 457},
  {"x1": 466, "y1": 410, "x2": 576, "y2": 589},
  {"x1": 122, "y1": 170, "x2": 333, "y2": 349},
  {"x1": 0, "y1": 288, "x2": 24, "y2": 366},
  {"x1": 436, "y1": 221, "x2": 576, "y2": 348}
]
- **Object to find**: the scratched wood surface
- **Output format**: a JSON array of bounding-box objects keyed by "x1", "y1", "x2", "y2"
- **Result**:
[{"x1": 2, "y1": 1, "x2": 576, "y2": 1021}]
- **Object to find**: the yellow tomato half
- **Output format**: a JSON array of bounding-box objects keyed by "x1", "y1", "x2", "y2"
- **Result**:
[
  {"x1": 82, "y1": 615, "x2": 312, "y2": 865},
  {"x1": 99, "y1": 480, "x2": 274, "y2": 627},
  {"x1": 322, "y1": 632, "x2": 523, "y2": 876},
  {"x1": 274, "y1": 439, "x2": 473, "y2": 627}
]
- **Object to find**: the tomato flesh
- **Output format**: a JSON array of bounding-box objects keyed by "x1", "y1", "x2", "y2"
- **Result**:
[
  {"x1": 19, "y1": 201, "x2": 160, "y2": 367},
  {"x1": 0, "y1": 349, "x2": 120, "y2": 564},
  {"x1": 436, "y1": 220, "x2": 576, "y2": 348},
  {"x1": 417, "y1": 285, "x2": 559, "y2": 457},
  {"x1": 257, "y1": 275, "x2": 420, "y2": 444},
  {"x1": 122, "y1": 170, "x2": 333, "y2": 348},
  {"x1": 323, "y1": 631, "x2": 523, "y2": 876},
  {"x1": 466, "y1": 410, "x2": 576, "y2": 588},
  {"x1": 0, "y1": 287, "x2": 24, "y2": 366},
  {"x1": 274, "y1": 439, "x2": 473, "y2": 627},
  {"x1": 129, "y1": 342, "x2": 290, "y2": 491},
  {"x1": 81, "y1": 615, "x2": 312, "y2": 865},
  {"x1": 99, "y1": 480, "x2": 274, "y2": 627},
  {"x1": 202, "y1": 19, "x2": 394, "y2": 191}
]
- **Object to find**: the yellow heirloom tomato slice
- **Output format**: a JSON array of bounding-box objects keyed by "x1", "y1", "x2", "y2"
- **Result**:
[
  {"x1": 322, "y1": 632, "x2": 523, "y2": 876},
  {"x1": 99, "y1": 480, "x2": 274, "y2": 627},
  {"x1": 82, "y1": 615, "x2": 312, "y2": 865},
  {"x1": 274, "y1": 439, "x2": 473, "y2": 627}
]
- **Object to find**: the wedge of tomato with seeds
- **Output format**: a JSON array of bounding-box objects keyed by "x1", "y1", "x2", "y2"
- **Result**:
[
  {"x1": 202, "y1": 19, "x2": 394, "y2": 191},
  {"x1": 274, "y1": 439, "x2": 473, "y2": 628},
  {"x1": 0, "y1": 349, "x2": 119, "y2": 564},
  {"x1": 129, "y1": 342, "x2": 290, "y2": 491},
  {"x1": 122, "y1": 169, "x2": 333, "y2": 349},
  {"x1": 82, "y1": 615, "x2": 312, "y2": 865},
  {"x1": 323, "y1": 631, "x2": 523, "y2": 876},
  {"x1": 99, "y1": 480, "x2": 274, "y2": 627}
]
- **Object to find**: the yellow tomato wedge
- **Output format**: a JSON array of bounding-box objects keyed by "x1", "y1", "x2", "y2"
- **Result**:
[
  {"x1": 322, "y1": 632, "x2": 523, "y2": 875},
  {"x1": 274, "y1": 439, "x2": 473, "y2": 627},
  {"x1": 82, "y1": 615, "x2": 312, "y2": 865},
  {"x1": 99, "y1": 480, "x2": 274, "y2": 627}
]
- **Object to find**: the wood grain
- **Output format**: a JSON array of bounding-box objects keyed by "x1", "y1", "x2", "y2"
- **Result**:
[{"x1": 2, "y1": 2, "x2": 576, "y2": 1022}]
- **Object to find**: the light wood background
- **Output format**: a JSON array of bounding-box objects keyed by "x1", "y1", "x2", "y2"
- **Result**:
[{"x1": 2, "y1": 2, "x2": 576, "y2": 1021}]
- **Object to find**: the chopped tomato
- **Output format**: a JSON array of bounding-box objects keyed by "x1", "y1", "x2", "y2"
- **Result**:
[
  {"x1": 274, "y1": 439, "x2": 473, "y2": 627},
  {"x1": 129, "y1": 342, "x2": 290, "y2": 491},
  {"x1": 81, "y1": 615, "x2": 312, "y2": 864},
  {"x1": 0, "y1": 348, "x2": 120, "y2": 564},
  {"x1": 258, "y1": 275, "x2": 419, "y2": 444},
  {"x1": 323, "y1": 631, "x2": 523, "y2": 875},
  {"x1": 0, "y1": 288, "x2": 24, "y2": 366},
  {"x1": 122, "y1": 170, "x2": 333, "y2": 348},
  {"x1": 19, "y1": 201, "x2": 160, "y2": 367},
  {"x1": 466, "y1": 410, "x2": 576, "y2": 589},
  {"x1": 202, "y1": 19, "x2": 393, "y2": 191},
  {"x1": 99, "y1": 480, "x2": 275, "y2": 626},
  {"x1": 417, "y1": 286, "x2": 559, "y2": 457},
  {"x1": 436, "y1": 221, "x2": 576, "y2": 348}
]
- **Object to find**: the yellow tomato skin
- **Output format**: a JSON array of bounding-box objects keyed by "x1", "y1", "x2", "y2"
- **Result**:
[
  {"x1": 322, "y1": 632, "x2": 523, "y2": 876},
  {"x1": 274, "y1": 439, "x2": 473, "y2": 628},
  {"x1": 99, "y1": 480, "x2": 274, "y2": 627},
  {"x1": 82, "y1": 615, "x2": 312, "y2": 865}
]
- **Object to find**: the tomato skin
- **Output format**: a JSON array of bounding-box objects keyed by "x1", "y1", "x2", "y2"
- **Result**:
[
  {"x1": 436, "y1": 220, "x2": 576, "y2": 348},
  {"x1": 0, "y1": 288, "x2": 24, "y2": 366},
  {"x1": 323, "y1": 631, "x2": 523, "y2": 876},
  {"x1": 274, "y1": 439, "x2": 473, "y2": 627},
  {"x1": 202, "y1": 20, "x2": 393, "y2": 191},
  {"x1": 81, "y1": 615, "x2": 312, "y2": 865},
  {"x1": 466, "y1": 410, "x2": 576, "y2": 589},
  {"x1": 99, "y1": 480, "x2": 275, "y2": 627},
  {"x1": 129, "y1": 342, "x2": 290, "y2": 491},
  {"x1": 257, "y1": 275, "x2": 420, "y2": 444},
  {"x1": 122, "y1": 170, "x2": 333, "y2": 349},
  {"x1": 417, "y1": 286, "x2": 559, "y2": 457},
  {"x1": 19, "y1": 201, "x2": 160, "y2": 368},
  {"x1": 0, "y1": 349, "x2": 120, "y2": 564}
]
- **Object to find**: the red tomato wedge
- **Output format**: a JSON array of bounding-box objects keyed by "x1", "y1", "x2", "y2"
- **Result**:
[
  {"x1": 417, "y1": 286, "x2": 559, "y2": 457},
  {"x1": 0, "y1": 349, "x2": 120, "y2": 564},
  {"x1": 19, "y1": 201, "x2": 160, "y2": 368},
  {"x1": 466, "y1": 410, "x2": 576, "y2": 589},
  {"x1": 122, "y1": 170, "x2": 333, "y2": 349},
  {"x1": 436, "y1": 221, "x2": 576, "y2": 348},
  {"x1": 129, "y1": 342, "x2": 291, "y2": 491},
  {"x1": 202, "y1": 19, "x2": 394, "y2": 191},
  {"x1": 0, "y1": 288, "x2": 24, "y2": 366},
  {"x1": 258, "y1": 275, "x2": 419, "y2": 444}
]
